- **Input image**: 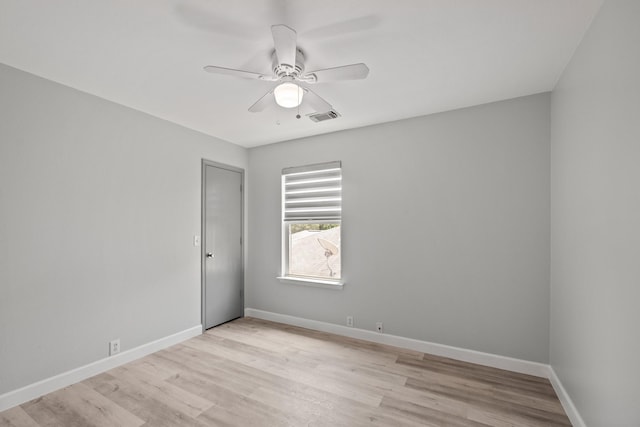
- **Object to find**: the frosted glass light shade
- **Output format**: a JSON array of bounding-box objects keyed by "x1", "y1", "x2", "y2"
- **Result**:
[{"x1": 274, "y1": 82, "x2": 304, "y2": 108}]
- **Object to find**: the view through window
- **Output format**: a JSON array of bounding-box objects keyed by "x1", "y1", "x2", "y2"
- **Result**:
[{"x1": 288, "y1": 223, "x2": 341, "y2": 279}]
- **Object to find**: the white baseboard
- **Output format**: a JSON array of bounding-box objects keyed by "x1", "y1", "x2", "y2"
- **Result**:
[
  {"x1": 549, "y1": 366, "x2": 586, "y2": 427},
  {"x1": 0, "y1": 325, "x2": 202, "y2": 412},
  {"x1": 244, "y1": 308, "x2": 549, "y2": 378}
]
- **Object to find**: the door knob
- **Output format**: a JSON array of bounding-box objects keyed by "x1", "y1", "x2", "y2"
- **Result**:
[{"x1": 206, "y1": 252, "x2": 214, "y2": 258}]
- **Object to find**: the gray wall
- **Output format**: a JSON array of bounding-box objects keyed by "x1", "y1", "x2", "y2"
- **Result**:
[
  {"x1": 0, "y1": 63, "x2": 247, "y2": 395},
  {"x1": 550, "y1": 0, "x2": 640, "y2": 425},
  {"x1": 247, "y1": 93, "x2": 551, "y2": 363}
]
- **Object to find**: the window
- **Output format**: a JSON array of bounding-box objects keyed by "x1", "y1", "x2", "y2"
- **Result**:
[{"x1": 281, "y1": 161, "x2": 342, "y2": 283}]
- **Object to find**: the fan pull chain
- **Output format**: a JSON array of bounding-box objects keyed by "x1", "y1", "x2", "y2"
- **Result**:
[{"x1": 296, "y1": 84, "x2": 301, "y2": 119}]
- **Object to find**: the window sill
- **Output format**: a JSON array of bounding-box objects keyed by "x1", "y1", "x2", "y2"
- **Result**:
[{"x1": 277, "y1": 276, "x2": 344, "y2": 290}]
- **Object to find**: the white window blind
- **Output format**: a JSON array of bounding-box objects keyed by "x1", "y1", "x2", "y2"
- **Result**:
[{"x1": 282, "y1": 161, "x2": 342, "y2": 222}]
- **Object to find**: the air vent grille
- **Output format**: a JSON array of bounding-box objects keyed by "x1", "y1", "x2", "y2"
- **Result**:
[{"x1": 308, "y1": 110, "x2": 341, "y2": 122}]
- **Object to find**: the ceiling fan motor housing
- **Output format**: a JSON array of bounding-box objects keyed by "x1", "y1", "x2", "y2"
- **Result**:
[{"x1": 272, "y1": 49, "x2": 306, "y2": 78}]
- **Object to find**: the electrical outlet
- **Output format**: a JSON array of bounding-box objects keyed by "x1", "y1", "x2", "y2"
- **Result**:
[
  {"x1": 109, "y1": 339, "x2": 120, "y2": 356},
  {"x1": 346, "y1": 316, "x2": 354, "y2": 327},
  {"x1": 376, "y1": 322, "x2": 383, "y2": 333}
]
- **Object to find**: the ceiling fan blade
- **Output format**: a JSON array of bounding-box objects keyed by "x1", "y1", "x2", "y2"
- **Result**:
[
  {"x1": 303, "y1": 87, "x2": 332, "y2": 113},
  {"x1": 204, "y1": 65, "x2": 275, "y2": 81},
  {"x1": 248, "y1": 89, "x2": 275, "y2": 113},
  {"x1": 304, "y1": 63, "x2": 369, "y2": 83},
  {"x1": 271, "y1": 24, "x2": 297, "y2": 70}
]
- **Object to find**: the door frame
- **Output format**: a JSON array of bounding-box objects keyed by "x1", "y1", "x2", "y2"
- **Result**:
[{"x1": 201, "y1": 159, "x2": 245, "y2": 332}]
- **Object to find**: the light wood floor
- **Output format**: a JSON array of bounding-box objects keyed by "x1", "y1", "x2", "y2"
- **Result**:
[{"x1": 0, "y1": 317, "x2": 571, "y2": 426}]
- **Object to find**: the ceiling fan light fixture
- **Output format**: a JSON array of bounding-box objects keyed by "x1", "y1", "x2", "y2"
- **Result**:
[{"x1": 274, "y1": 82, "x2": 303, "y2": 108}]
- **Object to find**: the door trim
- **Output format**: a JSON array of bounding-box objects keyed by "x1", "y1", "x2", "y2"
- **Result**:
[{"x1": 201, "y1": 159, "x2": 245, "y2": 332}]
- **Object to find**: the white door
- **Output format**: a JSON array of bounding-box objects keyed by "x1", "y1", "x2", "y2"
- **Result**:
[{"x1": 203, "y1": 162, "x2": 243, "y2": 329}]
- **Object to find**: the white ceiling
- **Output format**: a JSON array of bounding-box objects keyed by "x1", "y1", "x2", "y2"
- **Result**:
[{"x1": 0, "y1": 0, "x2": 602, "y2": 147}]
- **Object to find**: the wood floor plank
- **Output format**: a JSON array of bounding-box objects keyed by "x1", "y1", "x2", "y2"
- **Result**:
[
  {"x1": 0, "y1": 406, "x2": 40, "y2": 427},
  {"x1": 21, "y1": 383, "x2": 144, "y2": 427},
  {"x1": 184, "y1": 333, "x2": 385, "y2": 407},
  {"x1": 380, "y1": 395, "x2": 486, "y2": 427},
  {"x1": 197, "y1": 393, "x2": 306, "y2": 427},
  {"x1": 405, "y1": 373, "x2": 565, "y2": 415},
  {"x1": 405, "y1": 377, "x2": 570, "y2": 426},
  {"x1": 125, "y1": 357, "x2": 179, "y2": 380},
  {"x1": 0, "y1": 317, "x2": 571, "y2": 426},
  {"x1": 106, "y1": 365, "x2": 214, "y2": 418},
  {"x1": 397, "y1": 353, "x2": 554, "y2": 397},
  {"x1": 84, "y1": 373, "x2": 209, "y2": 427}
]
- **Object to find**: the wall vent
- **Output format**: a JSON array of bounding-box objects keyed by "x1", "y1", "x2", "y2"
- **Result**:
[{"x1": 308, "y1": 110, "x2": 341, "y2": 123}]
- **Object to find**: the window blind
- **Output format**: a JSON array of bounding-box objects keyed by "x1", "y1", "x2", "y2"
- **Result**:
[{"x1": 282, "y1": 161, "x2": 342, "y2": 222}]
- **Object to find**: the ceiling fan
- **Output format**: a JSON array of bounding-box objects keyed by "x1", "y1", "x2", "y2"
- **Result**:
[{"x1": 204, "y1": 24, "x2": 369, "y2": 114}]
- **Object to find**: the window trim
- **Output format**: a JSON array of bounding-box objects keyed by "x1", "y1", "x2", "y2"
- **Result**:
[{"x1": 276, "y1": 275, "x2": 344, "y2": 289}]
